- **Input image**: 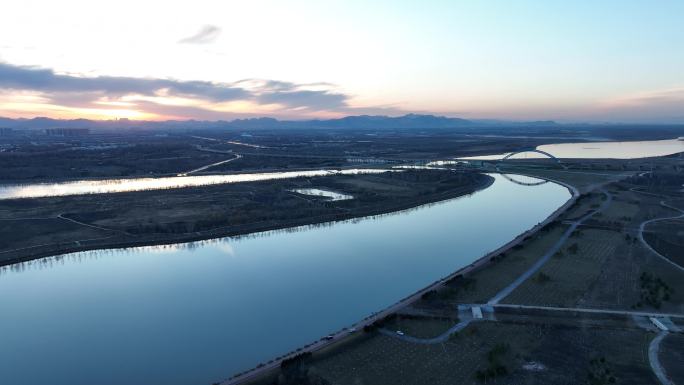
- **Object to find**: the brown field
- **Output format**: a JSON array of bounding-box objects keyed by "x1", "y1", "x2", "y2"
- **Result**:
[
  {"x1": 643, "y1": 218, "x2": 684, "y2": 267},
  {"x1": 660, "y1": 333, "x2": 684, "y2": 384},
  {"x1": 310, "y1": 321, "x2": 655, "y2": 385},
  {"x1": 503, "y1": 229, "x2": 622, "y2": 307},
  {"x1": 0, "y1": 170, "x2": 491, "y2": 265},
  {"x1": 410, "y1": 224, "x2": 569, "y2": 306}
]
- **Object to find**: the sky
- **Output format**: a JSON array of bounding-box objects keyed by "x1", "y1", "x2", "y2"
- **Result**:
[{"x1": 0, "y1": 0, "x2": 683, "y2": 123}]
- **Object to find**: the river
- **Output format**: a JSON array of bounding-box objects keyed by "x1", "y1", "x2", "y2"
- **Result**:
[
  {"x1": 0, "y1": 173, "x2": 570, "y2": 385},
  {"x1": 0, "y1": 169, "x2": 389, "y2": 200},
  {"x1": 461, "y1": 137, "x2": 684, "y2": 160}
]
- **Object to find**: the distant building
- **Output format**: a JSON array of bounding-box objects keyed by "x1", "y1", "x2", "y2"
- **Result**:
[
  {"x1": 0, "y1": 128, "x2": 12, "y2": 136},
  {"x1": 45, "y1": 128, "x2": 90, "y2": 136}
]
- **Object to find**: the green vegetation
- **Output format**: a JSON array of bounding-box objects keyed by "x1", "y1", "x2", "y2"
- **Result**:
[
  {"x1": 636, "y1": 272, "x2": 674, "y2": 309},
  {"x1": 504, "y1": 229, "x2": 622, "y2": 307},
  {"x1": 278, "y1": 353, "x2": 330, "y2": 385},
  {"x1": 587, "y1": 356, "x2": 617, "y2": 385},
  {"x1": 0, "y1": 170, "x2": 491, "y2": 264},
  {"x1": 382, "y1": 315, "x2": 459, "y2": 339},
  {"x1": 643, "y1": 216, "x2": 684, "y2": 267},
  {"x1": 534, "y1": 272, "x2": 552, "y2": 284},
  {"x1": 475, "y1": 343, "x2": 511, "y2": 382}
]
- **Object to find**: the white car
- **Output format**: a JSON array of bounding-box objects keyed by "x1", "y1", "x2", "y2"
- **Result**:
[{"x1": 396, "y1": 331, "x2": 404, "y2": 336}]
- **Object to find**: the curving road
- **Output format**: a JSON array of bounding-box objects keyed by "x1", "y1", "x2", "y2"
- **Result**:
[
  {"x1": 378, "y1": 320, "x2": 473, "y2": 344},
  {"x1": 636, "y1": 197, "x2": 684, "y2": 272},
  {"x1": 649, "y1": 331, "x2": 675, "y2": 385},
  {"x1": 487, "y1": 189, "x2": 612, "y2": 305}
]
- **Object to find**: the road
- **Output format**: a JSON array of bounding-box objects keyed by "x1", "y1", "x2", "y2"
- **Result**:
[
  {"x1": 221, "y1": 171, "x2": 673, "y2": 385},
  {"x1": 371, "y1": 177, "x2": 684, "y2": 384},
  {"x1": 636, "y1": 198, "x2": 684, "y2": 272},
  {"x1": 379, "y1": 303, "x2": 684, "y2": 349},
  {"x1": 378, "y1": 320, "x2": 473, "y2": 344},
  {"x1": 649, "y1": 331, "x2": 675, "y2": 385},
  {"x1": 221, "y1": 172, "x2": 580, "y2": 384},
  {"x1": 56, "y1": 213, "x2": 120, "y2": 232},
  {"x1": 177, "y1": 154, "x2": 242, "y2": 176},
  {"x1": 491, "y1": 303, "x2": 684, "y2": 320},
  {"x1": 487, "y1": 188, "x2": 612, "y2": 305}
]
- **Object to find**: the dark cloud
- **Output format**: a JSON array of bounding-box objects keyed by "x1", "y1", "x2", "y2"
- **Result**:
[
  {"x1": 178, "y1": 25, "x2": 221, "y2": 44},
  {"x1": 257, "y1": 90, "x2": 348, "y2": 110},
  {"x1": 0, "y1": 62, "x2": 249, "y2": 102},
  {"x1": 0, "y1": 62, "x2": 362, "y2": 115}
]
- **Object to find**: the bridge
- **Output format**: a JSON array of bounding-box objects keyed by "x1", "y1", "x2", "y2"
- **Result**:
[
  {"x1": 501, "y1": 149, "x2": 560, "y2": 162},
  {"x1": 496, "y1": 148, "x2": 567, "y2": 169}
]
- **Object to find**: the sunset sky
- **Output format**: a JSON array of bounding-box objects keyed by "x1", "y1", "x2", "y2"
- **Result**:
[{"x1": 1, "y1": 0, "x2": 683, "y2": 122}]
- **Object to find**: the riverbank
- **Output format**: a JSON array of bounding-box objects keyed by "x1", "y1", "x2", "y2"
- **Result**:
[
  {"x1": 253, "y1": 164, "x2": 684, "y2": 385},
  {"x1": 221, "y1": 173, "x2": 579, "y2": 385},
  {"x1": 0, "y1": 170, "x2": 494, "y2": 266}
]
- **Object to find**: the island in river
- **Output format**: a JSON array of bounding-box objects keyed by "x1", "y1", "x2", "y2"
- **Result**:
[{"x1": 0, "y1": 169, "x2": 492, "y2": 265}]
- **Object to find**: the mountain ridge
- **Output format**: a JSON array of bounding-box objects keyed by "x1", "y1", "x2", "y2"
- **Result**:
[{"x1": 0, "y1": 114, "x2": 560, "y2": 130}]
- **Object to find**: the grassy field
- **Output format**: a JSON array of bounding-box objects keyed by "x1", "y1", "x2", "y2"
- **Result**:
[
  {"x1": 411, "y1": 224, "x2": 569, "y2": 306},
  {"x1": 660, "y1": 334, "x2": 684, "y2": 384},
  {"x1": 560, "y1": 191, "x2": 605, "y2": 221},
  {"x1": 309, "y1": 321, "x2": 655, "y2": 385},
  {"x1": 643, "y1": 218, "x2": 684, "y2": 267},
  {"x1": 238, "y1": 164, "x2": 684, "y2": 385},
  {"x1": 503, "y1": 229, "x2": 622, "y2": 307},
  {"x1": 0, "y1": 170, "x2": 492, "y2": 265},
  {"x1": 0, "y1": 218, "x2": 108, "y2": 251},
  {"x1": 381, "y1": 316, "x2": 458, "y2": 339}
]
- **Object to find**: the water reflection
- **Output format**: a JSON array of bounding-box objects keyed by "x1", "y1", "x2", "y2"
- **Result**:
[
  {"x1": 500, "y1": 174, "x2": 549, "y2": 186},
  {"x1": 0, "y1": 187, "x2": 485, "y2": 276},
  {"x1": 0, "y1": 168, "x2": 390, "y2": 200},
  {"x1": 0, "y1": 174, "x2": 570, "y2": 385},
  {"x1": 290, "y1": 188, "x2": 354, "y2": 201}
]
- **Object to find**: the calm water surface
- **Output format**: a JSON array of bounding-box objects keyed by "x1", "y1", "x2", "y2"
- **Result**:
[
  {"x1": 0, "y1": 174, "x2": 570, "y2": 385},
  {"x1": 462, "y1": 137, "x2": 684, "y2": 160},
  {"x1": 0, "y1": 169, "x2": 388, "y2": 200},
  {"x1": 290, "y1": 188, "x2": 354, "y2": 201}
]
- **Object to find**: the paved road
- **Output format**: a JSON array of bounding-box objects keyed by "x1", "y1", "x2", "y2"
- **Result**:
[
  {"x1": 491, "y1": 303, "x2": 684, "y2": 320},
  {"x1": 636, "y1": 198, "x2": 684, "y2": 272},
  {"x1": 649, "y1": 331, "x2": 675, "y2": 385},
  {"x1": 378, "y1": 300, "x2": 684, "y2": 345},
  {"x1": 378, "y1": 320, "x2": 473, "y2": 344},
  {"x1": 221, "y1": 172, "x2": 579, "y2": 384},
  {"x1": 221, "y1": 171, "x2": 642, "y2": 384},
  {"x1": 487, "y1": 189, "x2": 613, "y2": 305},
  {"x1": 177, "y1": 154, "x2": 242, "y2": 176},
  {"x1": 379, "y1": 302, "x2": 684, "y2": 347}
]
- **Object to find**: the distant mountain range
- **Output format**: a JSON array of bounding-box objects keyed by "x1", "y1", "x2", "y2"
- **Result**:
[{"x1": 0, "y1": 114, "x2": 560, "y2": 131}]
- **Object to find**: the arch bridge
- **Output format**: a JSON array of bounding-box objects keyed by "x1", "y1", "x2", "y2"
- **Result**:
[{"x1": 501, "y1": 149, "x2": 560, "y2": 162}]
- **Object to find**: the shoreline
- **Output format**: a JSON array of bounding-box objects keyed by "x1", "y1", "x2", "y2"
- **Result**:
[
  {"x1": 220, "y1": 174, "x2": 579, "y2": 385},
  {"x1": 0, "y1": 173, "x2": 495, "y2": 267}
]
